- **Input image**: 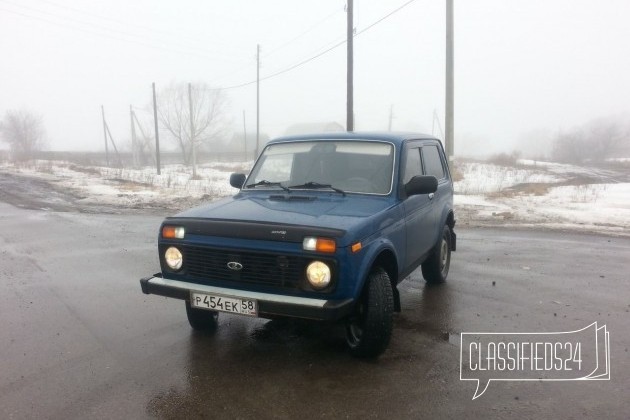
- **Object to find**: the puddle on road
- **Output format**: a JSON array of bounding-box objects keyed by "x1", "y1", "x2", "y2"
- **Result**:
[{"x1": 394, "y1": 316, "x2": 460, "y2": 346}]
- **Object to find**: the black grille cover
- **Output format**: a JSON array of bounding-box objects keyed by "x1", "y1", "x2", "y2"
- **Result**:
[{"x1": 182, "y1": 245, "x2": 313, "y2": 290}]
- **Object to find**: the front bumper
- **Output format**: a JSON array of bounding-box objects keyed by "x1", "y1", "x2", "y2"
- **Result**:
[{"x1": 140, "y1": 274, "x2": 354, "y2": 321}]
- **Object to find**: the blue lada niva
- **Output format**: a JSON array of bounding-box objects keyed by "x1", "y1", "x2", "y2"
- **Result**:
[{"x1": 141, "y1": 132, "x2": 456, "y2": 357}]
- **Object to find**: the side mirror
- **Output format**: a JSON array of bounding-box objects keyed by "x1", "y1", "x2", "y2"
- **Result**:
[
  {"x1": 405, "y1": 175, "x2": 438, "y2": 197},
  {"x1": 230, "y1": 173, "x2": 246, "y2": 189}
]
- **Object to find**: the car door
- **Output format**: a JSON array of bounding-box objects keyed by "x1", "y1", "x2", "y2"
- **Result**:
[
  {"x1": 420, "y1": 143, "x2": 449, "y2": 244},
  {"x1": 402, "y1": 143, "x2": 436, "y2": 268}
]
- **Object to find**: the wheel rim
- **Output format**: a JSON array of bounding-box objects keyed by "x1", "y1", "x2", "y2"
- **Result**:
[
  {"x1": 440, "y1": 237, "x2": 449, "y2": 274},
  {"x1": 347, "y1": 323, "x2": 363, "y2": 345},
  {"x1": 346, "y1": 302, "x2": 366, "y2": 347}
]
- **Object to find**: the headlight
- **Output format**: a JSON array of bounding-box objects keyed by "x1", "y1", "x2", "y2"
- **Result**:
[
  {"x1": 306, "y1": 261, "x2": 331, "y2": 289},
  {"x1": 164, "y1": 247, "x2": 183, "y2": 270}
]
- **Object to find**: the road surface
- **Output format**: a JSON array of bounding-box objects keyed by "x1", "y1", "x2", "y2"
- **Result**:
[{"x1": 0, "y1": 200, "x2": 628, "y2": 419}]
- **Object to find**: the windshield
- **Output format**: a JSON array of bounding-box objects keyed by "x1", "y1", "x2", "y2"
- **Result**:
[{"x1": 245, "y1": 140, "x2": 395, "y2": 195}]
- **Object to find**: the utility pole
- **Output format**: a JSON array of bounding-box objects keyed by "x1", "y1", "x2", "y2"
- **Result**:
[
  {"x1": 152, "y1": 82, "x2": 161, "y2": 175},
  {"x1": 130, "y1": 105, "x2": 137, "y2": 167},
  {"x1": 445, "y1": 0, "x2": 454, "y2": 159},
  {"x1": 256, "y1": 44, "x2": 260, "y2": 158},
  {"x1": 242, "y1": 110, "x2": 247, "y2": 160},
  {"x1": 101, "y1": 105, "x2": 109, "y2": 166},
  {"x1": 132, "y1": 111, "x2": 153, "y2": 165},
  {"x1": 188, "y1": 82, "x2": 197, "y2": 178},
  {"x1": 433, "y1": 109, "x2": 445, "y2": 140},
  {"x1": 346, "y1": 0, "x2": 354, "y2": 132},
  {"x1": 103, "y1": 118, "x2": 120, "y2": 166},
  {"x1": 388, "y1": 105, "x2": 394, "y2": 131}
]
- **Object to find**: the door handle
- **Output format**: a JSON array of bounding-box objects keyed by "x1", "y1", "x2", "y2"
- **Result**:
[{"x1": 428, "y1": 193, "x2": 434, "y2": 200}]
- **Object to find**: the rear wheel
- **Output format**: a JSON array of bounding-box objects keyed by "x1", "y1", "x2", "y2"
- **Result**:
[
  {"x1": 345, "y1": 268, "x2": 394, "y2": 358},
  {"x1": 185, "y1": 300, "x2": 219, "y2": 331},
  {"x1": 421, "y1": 225, "x2": 452, "y2": 284}
]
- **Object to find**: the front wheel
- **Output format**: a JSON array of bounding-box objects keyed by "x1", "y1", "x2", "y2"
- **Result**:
[
  {"x1": 421, "y1": 225, "x2": 452, "y2": 284},
  {"x1": 345, "y1": 268, "x2": 394, "y2": 358},
  {"x1": 185, "y1": 300, "x2": 219, "y2": 331}
]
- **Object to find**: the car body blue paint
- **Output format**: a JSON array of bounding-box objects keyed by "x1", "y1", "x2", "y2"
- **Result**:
[{"x1": 152, "y1": 132, "x2": 455, "y2": 317}]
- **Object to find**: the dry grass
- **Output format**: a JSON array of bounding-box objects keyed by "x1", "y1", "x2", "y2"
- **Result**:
[
  {"x1": 68, "y1": 164, "x2": 100, "y2": 175},
  {"x1": 450, "y1": 164, "x2": 464, "y2": 182},
  {"x1": 486, "y1": 152, "x2": 524, "y2": 168},
  {"x1": 491, "y1": 211, "x2": 514, "y2": 220},
  {"x1": 35, "y1": 161, "x2": 54, "y2": 174},
  {"x1": 210, "y1": 163, "x2": 252, "y2": 173},
  {"x1": 107, "y1": 178, "x2": 155, "y2": 192},
  {"x1": 488, "y1": 182, "x2": 553, "y2": 198}
]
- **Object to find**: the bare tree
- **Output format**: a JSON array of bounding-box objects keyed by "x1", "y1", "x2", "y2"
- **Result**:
[
  {"x1": 129, "y1": 108, "x2": 157, "y2": 166},
  {"x1": 0, "y1": 109, "x2": 46, "y2": 161},
  {"x1": 552, "y1": 129, "x2": 587, "y2": 163},
  {"x1": 157, "y1": 82, "x2": 229, "y2": 165},
  {"x1": 587, "y1": 118, "x2": 626, "y2": 161},
  {"x1": 552, "y1": 117, "x2": 629, "y2": 163}
]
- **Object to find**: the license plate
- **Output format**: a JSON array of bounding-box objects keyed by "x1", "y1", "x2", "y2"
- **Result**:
[{"x1": 190, "y1": 292, "x2": 258, "y2": 317}]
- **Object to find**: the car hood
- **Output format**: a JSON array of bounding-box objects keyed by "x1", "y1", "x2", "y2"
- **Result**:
[{"x1": 168, "y1": 192, "x2": 397, "y2": 247}]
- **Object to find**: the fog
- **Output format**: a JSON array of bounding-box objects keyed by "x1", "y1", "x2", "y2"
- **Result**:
[{"x1": 1, "y1": 0, "x2": 629, "y2": 157}]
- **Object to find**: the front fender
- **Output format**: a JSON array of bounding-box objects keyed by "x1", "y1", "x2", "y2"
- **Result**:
[{"x1": 349, "y1": 237, "x2": 400, "y2": 299}]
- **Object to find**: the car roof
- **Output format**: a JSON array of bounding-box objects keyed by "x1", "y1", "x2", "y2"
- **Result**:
[{"x1": 268, "y1": 131, "x2": 440, "y2": 147}]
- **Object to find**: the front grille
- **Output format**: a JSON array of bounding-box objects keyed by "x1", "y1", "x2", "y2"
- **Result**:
[{"x1": 182, "y1": 245, "x2": 310, "y2": 290}]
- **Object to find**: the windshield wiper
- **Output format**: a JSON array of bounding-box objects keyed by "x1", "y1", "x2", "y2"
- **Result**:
[
  {"x1": 288, "y1": 181, "x2": 346, "y2": 196},
  {"x1": 245, "y1": 180, "x2": 290, "y2": 192}
]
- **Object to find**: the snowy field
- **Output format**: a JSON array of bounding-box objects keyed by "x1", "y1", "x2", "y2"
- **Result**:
[
  {"x1": 1, "y1": 158, "x2": 629, "y2": 236},
  {"x1": 453, "y1": 159, "x2": 630, "y2": 235},
  {"x1": 0, "y1": 160, "x2": 247, "y2": 210}
]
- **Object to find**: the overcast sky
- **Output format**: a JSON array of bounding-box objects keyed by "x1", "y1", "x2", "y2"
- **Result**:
[{"x1": 1, "y1": 0, "x2": 629, "y2": 156}]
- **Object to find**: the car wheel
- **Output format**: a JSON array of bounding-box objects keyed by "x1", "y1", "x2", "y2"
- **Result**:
[
  {"x1": 185, "y1": 300, "x2": 219, "y2": 331},
  {"x1": 345, "y1": 268, "x2": 394, "y2": 358},
  {"x1": 421, "y1": 225, "x2": 452, "y2": 284}
]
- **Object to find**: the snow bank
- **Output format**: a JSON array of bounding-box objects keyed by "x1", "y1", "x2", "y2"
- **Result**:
[
  {"x1": 454, "y1": 162, "x2": 561, "y2": 194},
  {"x1": 1, "y1": 158, "x2": 628, "y2": 236}
]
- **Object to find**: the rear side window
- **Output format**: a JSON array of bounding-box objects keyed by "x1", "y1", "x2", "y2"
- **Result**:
[{"x1": 422, "y1": 145, "x2": 445, "y2": 179}]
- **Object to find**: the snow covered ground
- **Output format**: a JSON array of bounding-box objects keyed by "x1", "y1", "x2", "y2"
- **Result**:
[
  {"x1": 1, "y1": 158, "x2": 629, "y2": 236},
  {"x1": 453, "y1": 162, "x2": 562, "y2": 194},
  {"x1": 453, "y1": 159, "x2": 630, "y2": 235},
  {"x1": 0, "y1": 160, "x2": 247, "y2": 211}
]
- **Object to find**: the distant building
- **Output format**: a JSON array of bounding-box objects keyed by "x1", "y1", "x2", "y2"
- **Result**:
[{"x1": 226, "y1": 132, "x2": 270, "y2": 160}]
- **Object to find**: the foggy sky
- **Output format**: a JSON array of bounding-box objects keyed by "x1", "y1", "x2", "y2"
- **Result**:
[{"x1": 1, "y1": 0, "x2": 629, "y2": 156}]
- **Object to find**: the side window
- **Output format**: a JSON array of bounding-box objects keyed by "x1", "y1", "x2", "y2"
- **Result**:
[
  {"x1": 422, "y1": 145, "x2": 445, "y2": 179},
  {"x1": 403, "y1": 148, "x2": 422, "y2": 184}
]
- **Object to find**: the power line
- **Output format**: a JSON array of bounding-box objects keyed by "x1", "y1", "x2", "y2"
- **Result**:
[
  {"x1": 211, "y1": 9, "x2": 344, "y2": 86},
  {"x1": 262, "y1": 7, "x2": 343, "y2": 58},
  {"x1": 32, "y1": 0, "x2": 251, "y2": 54},
  {"x1": 207, "y1": 0, "x2": 418, "y2": 91},
  {"x1": 355, "y1": 0, "x2": 417, "y2": 37},
  {"x1": 4, "y1": 0, "x2": 418, "y2": 92},
  {"x1": 0, "y1": 0, "x2": 250, "y2": 62}
]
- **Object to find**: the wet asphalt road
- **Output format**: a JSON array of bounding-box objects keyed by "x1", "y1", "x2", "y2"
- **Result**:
[{"x1": 1, "y1": 200, "x2": 629, "y2": 419}]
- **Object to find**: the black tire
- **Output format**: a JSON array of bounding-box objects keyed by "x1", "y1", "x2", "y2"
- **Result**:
[
  {"x1": 345, "y1": 268, "x2": 394, "y2": 358},
  {"x1": 185, "y1": 300, "x2": 219, "y2": 331},
  {"x1": 421, "y1": 225, "x2": 452, "y2": 284}
]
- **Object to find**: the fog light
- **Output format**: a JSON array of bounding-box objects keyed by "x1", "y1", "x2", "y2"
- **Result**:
[
  {"x1": 306, "y1": 261, "x2": 331, "y2": 289},
  {"x1": 165, "y1": 246, "x2": 183, "y2": 270}
]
